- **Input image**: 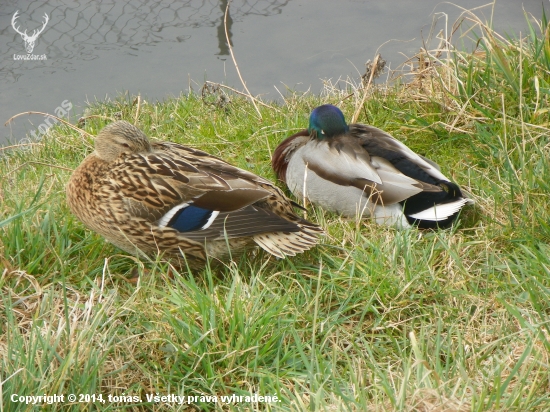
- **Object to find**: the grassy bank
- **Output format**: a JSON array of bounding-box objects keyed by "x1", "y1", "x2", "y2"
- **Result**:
[{"x1": 1, "y1": 12, "x2": 550, "y2": 412}]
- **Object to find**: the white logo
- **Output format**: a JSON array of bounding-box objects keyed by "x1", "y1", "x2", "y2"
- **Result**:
[{"x1": 12, "y1": 10, "x2": 49, "y2": 54}]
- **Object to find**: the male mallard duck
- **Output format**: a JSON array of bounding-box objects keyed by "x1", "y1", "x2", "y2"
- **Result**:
[
  {"x1": 66, "y1": 121, "x2": 322, "y2": 267},
  {"x1": 272, "y1": 104, "x2": 473, "y2": 229}
]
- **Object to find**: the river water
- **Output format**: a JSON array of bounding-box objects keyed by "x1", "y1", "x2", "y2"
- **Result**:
[{"x1": 0, "y1": 0, "x2": 547, "y2": 145}]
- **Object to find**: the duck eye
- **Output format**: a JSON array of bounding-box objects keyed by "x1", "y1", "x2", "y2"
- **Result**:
[{"x1": 121, "y1": 143, "x2": 130, "y2": 148}]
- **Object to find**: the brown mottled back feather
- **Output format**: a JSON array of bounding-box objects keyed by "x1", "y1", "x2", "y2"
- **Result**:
[{"x1": 67, "y1": 121, "x2": 323, "y2": 266}]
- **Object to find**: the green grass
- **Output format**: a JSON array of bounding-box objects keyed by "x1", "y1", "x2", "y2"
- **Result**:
[{"x1": 1, "y1": 12, "x2": 550, "y2": 412}]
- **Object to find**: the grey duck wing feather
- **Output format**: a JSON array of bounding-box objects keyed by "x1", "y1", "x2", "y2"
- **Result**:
[{"x1": 303, "y1": 134, "x2": 427, "y2": 204}]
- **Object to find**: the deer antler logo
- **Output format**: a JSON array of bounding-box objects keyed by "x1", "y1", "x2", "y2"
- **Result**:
[{"x1": 12, "y1": 10, "x2": 49, "y2": 54}]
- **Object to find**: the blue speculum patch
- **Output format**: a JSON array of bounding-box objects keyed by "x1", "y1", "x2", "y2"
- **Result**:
[{"x1": 168, "y1": 204, "x2": 213, "y2": 232}]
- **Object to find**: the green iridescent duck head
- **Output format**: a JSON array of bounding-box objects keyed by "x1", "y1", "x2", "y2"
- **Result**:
[{"x1": 308, "y1": 104, "x2": 349, "y2": 140}]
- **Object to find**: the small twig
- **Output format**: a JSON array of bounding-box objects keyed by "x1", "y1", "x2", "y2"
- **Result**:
[
  {"x1": 134, "y1": 94, "x2": 141, "y2": 124},
  {"x1": 0, "y1": 368, "x2": 24, "y2": 386},
  {"x1": 7, "y1": 161, "x2": 74, "y2": 176},
  {"x1": 351, "y1": 54, "x2": 380, "y2": 124},
  {"x1": 0, "y1": 143, "x2": 43, "y2": 152},
  {"x1": 264, "y1": 134, "x2": 272, "y2": 160},
  {"x1": 302, "y1": 162, "x2": 309, "y2": 218},
  {"x1": 273, "y1": 85, "x2": 287, "y2": 103},
  {"x1": 224, "y1": 0, "x2": 262, "y2": 119},
  {"x1": 4, "y1": 111, "x2": 92, "y2": 137},
  {"x1": 205, "y1": 81, "x2": 279, "y2": 111},
  {"x1": 77, "y1": 114, "x2": 117, "y2": 127}
]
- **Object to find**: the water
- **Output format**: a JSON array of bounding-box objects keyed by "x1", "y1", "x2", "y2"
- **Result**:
[{"x1": 0, "y1": 0, "x2": 547, "y2": 146}]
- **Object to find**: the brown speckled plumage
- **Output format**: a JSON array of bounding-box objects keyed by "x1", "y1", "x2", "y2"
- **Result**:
[{"x1": 66, "y1": 121, "x2": 322, "y2": 267}]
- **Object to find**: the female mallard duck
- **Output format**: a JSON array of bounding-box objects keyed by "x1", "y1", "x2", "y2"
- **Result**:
[
  {"x1": 272, "y1": 104, "x2": 473, "y2": 229},
  {"x1": 66, "y1": 121, "x2": 322, "y2": 267}
]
